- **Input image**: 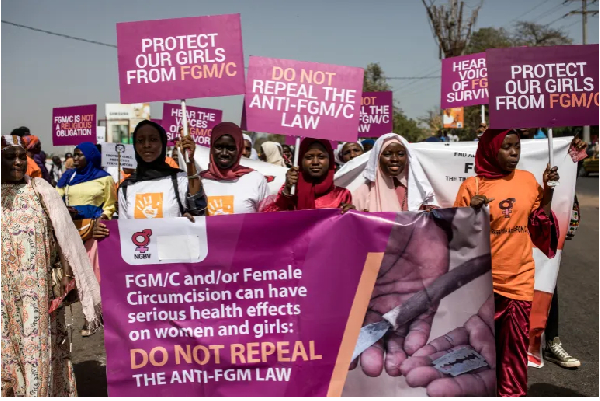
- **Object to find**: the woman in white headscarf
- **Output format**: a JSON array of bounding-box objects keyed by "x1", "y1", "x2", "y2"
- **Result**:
[
  {"x1": 352, "y1": 133, "x2": 437, "y2": 212},
  {"x1": 242, "y1": 134, "x2": 259, "y2": 160},
  {"x1": 260, "y1": 141, "x2": 286, "y2": 167}
]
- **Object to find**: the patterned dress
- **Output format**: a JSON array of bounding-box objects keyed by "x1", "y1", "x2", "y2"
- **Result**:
[{"x1": 1, "y1": 182, "x2": 77, "y2": 397}]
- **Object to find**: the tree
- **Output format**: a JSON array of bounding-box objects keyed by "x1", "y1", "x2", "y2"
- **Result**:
[
  {"x1": 465, "y1": 27, "x2": 512, "y2": 54},
  {"x1": 512, "y1": 21, "x2": 572, "y2": 47},
  {"x1": 363, "y1": 63, "x2": 426, "y2": 142}
]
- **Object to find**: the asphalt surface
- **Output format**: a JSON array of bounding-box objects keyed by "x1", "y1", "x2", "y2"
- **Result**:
[{"x1": 67, "y1": 177, "x2": 599, "y2": 397}]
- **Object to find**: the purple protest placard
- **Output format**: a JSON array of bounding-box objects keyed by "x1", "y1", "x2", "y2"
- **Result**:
[
  {"x1": 244, "y1": 56, "x2": 364, "y2": 142},
  {"x1": 161, "y1": 104, "x2": 222, "y2": 147},
  {"x1": 52, "y1": 104, "x2": 97, "y2": 146},
  {"x1": 116, "y1": 14, "x2": 245, "y2": 104},
  {"x1": 488, "y1": 44, "x2": 599, "y2": 128},
  {"x1": 359, "y1": 91, "x2": 393, "y2": 137},
  {"x1": 441, "y1": 52, "x2": 488, "y2": 109}
]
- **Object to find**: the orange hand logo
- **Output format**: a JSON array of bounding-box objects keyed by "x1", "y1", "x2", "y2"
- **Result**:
[
  {"x1": 134, "y1": 193, "x2": 164, "y2": 219},
  {"x1": 207, "y1": 196, "x2": 234, "y2": 216}
]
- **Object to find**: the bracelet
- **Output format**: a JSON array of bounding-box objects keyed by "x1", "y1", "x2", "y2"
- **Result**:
[
  {"x1": 65, "y1": 274, "x2": 74, "y2": 278},
  {"x1": 187, "y1": 173, "x2": 200, "y2": 179}
]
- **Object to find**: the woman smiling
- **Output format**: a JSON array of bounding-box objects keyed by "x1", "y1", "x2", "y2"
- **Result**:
[
  {"x1": 200, "y1": 122, "x2": 269, "y2": 215},
  {"x1": 118, "y1": 120, "x2": 206, "y2": 220}
]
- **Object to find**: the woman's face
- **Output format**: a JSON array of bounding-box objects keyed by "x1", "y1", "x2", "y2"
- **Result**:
[
  {"x1": 1, "y1": 147, "x2": 27, "y2": 183},
  {"x1": 73, "y1": 148, "x2": 87, "y2": 169},
  {"x1": 135, "y1": 125, "x2": 163, "y2": 163},
  {"x1": 497, "y1": 133, "x2": 520, "y2": 171},
  {"x1": 242, "y1": 139, "x2": 252, "y2": 158},
  {"x1": 213, "y1": 135, "x2": 238, "y2": 169},
  {"x1": 302, "y1": 142, "x2": 329, "y2": 179},
  {"x1": 282, "y1": 145, "x2": 293, "y2": 161},
  {"x1": 341, "y1": 142, "x2": 364, "y2": 162},
  {"x1": 379, "y1": 142, "x2": 407, "y2": 177}
]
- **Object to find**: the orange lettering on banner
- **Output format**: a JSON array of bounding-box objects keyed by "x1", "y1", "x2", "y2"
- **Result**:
[
  {"x1": 471, "y1": 77, "x2": 488, "y2": 89},
  {"x1": 361, "y1": 97, "x2": 377, "y2": 105},
  {"x1": 549, "y1": 92, "x2": 599, "y2": 108},
  {"x1": 300, "y1": 69, "x2": 336, "y2": 86},
  {"x1": 180, "y1": 63, "x2": 237, "y2": 80},
  {"x1": 131, "y1": 349, "x2": 148, "y2": 369},
  {"x1": 149, "y1": 347, "x2": 168, "y2": 367}
]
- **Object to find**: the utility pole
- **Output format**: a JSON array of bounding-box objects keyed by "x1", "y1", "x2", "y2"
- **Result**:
[{"x1": 566, "y1": 0, "x2": 599, "y2": 143}]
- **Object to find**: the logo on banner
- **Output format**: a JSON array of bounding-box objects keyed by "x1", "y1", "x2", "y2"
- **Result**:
[
  {"x1": 498, "y1": 198, "x2": 516, "y2": 218},
  {"x1": 135, "y1": 193, "x2": 163, "y2": 219},
  {"x1": 131, "y1": 229, "x2": 152, "y2": 258}
]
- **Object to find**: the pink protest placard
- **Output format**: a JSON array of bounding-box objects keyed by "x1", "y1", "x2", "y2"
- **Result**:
[
  {"x1": 244, "y1": 56, "x2": 364, "y2": 142},
  {"x1": 52, "y1": 104, "x2": 97, "y2": 146},
  {"x1": 441, "y1": 52, "x2": 488, "y2": 109},
  {"x1": 116, "y1": 14, "x2": 245, "y2": 104},
  {"x1": 161, "y1": 103, "x2": 222, "y2": 147},
  {"x1": 487, "y1": 44, "x2": 599, "y2": 129},
  {"x1": 359, "y1": 91, "x2": 393, "y2": 137}
]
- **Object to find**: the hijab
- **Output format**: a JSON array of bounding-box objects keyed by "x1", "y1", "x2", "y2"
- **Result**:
[
  {"x1": 22, "y1": 135, "x2": 40, "y2": 150},
  {"x1": 261, "y1": 142, "x2": 286, "y2": 167},
  {"x1": 121, "y1": 120, "x2": 182, "y2": 187},
  {"x1": 475, "y1": 129, "x2": 512, "y2": 179},
  {"x1": 242, "y1": 133, "x2": 259, "y2": 160},
  {"x1": 201, "y1": 122, "x2": 253, "y2": 181},
  {"x1": 297, "y1": 138, "x2": 336, "y2": 210},
  {"x1": 355, "y1": 133, "x2": 437, "y2": 212},
  {"x1": 57, "y1": 142, "x2": 110, "y2": 188}
]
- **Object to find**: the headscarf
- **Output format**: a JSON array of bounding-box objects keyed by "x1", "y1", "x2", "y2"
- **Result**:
[
  {"x1": 34, "y1": 151, "x2": 51, "y2": 183},
  {"x1": 475, "y1": 129, "x2": 512, "y2": 179},
  {"x1": 57, "y1": 142, "x2": 110, "y2": 188},
  {"x1": 356, "y1": 133, "x2": 436, "y2": 212},
  {"x1": 1, "y1": 135, "x2": 25, "y2": 150},
  {"x1": 242, "y1": 133, "x2": 259, "y2": 160},
  {"x1": 297, "y1": 138, "x2": 336, "y2": 210},
  {"x1": 122, "y1": 120, "x2": 182, "y2": 186},
  {"x1": 22, "y1": 134, "x2": 40, "y2": 150},
  {"x1": 337, "y1": 142, "x2": 364, "y2": 166},
  {"x1": 201, "y1": 122, "x2": 253, "y2": 181},
  {"x1": 361, "y1": 139, "x2": 375, "y2": 149},
  {"x1": 261, "y1": 142, "x2": 286, "y2": 167}
]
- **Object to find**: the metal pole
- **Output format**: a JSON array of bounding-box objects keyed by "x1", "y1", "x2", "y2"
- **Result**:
[
  {"x1": 547, "y1": 128, "x2": 559, "y2": 187},
  {"x1": 181, "y1": 99, "x2": 191, "y2": 164},
  {"x1": 481, "y1": 104, "x2": 485, "y2": 125},
  {"x1": 582, "y1": 0, "x2": 591, "y2": 143},
  {"x1": 290, "y1": 136, "x2": 301, "y2": 196}
]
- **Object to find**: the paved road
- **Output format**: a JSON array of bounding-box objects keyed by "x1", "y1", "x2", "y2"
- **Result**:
[
  {"x1": 68, "y1": 177, "x2": 599, "y2": 397},
  {"x1": 528, "y1": 176, "x2": 599, "y2": 397}
]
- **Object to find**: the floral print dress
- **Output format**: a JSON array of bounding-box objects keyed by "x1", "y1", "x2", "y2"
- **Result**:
[{"x1": 1, "y1": 182, "x2": 76, "y2": 396}]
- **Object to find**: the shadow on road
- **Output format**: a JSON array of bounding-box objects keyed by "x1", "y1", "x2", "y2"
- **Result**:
[
  {"x1": 74, "y1": 360, "x2": 108, "y2": 397},
  {"x1": 529, "y1": 383, "x2": 588, "y2": 397}
]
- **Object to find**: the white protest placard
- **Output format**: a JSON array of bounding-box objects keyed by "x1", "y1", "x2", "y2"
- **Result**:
[{"x1": 101, "y1": 143, "x2": 137, "y2": 169}]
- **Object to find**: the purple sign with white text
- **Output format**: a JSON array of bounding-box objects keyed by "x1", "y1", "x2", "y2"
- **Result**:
[
  {"x1": 161, "y1": 103, "x2": 222, "y2": 147},
  {"x1": 359, "y1": 91, "x2": 393, "y2": 137},
  {"x1": 116, "y1": 14, "x2": 245, "y2": 104},
  {"x1": 52, "y1": 104, "x2": 97, "y2": 146},
  {"x1": 441, "y1": 52, "x2": 488, "y2": 109},
  {"x1": 244, "y1": 56, "x2": 364, "y2": 142},
  {"x1": 487, "y1": 44, "x2": 599, "y2": 128}
]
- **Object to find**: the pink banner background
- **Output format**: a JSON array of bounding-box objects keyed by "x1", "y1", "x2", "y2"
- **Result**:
[
  {"x1": 161, "y1": 103, "x2": 222, "y2": 147},
  {"x1": 52, "y1": 104, "x2": 97, "y2": 146},
  {"x1": 359, "y1": 91, "x2": 393, "y2": 137},
  {"x1": 440, "y1": 52, "x2": 488, "y2": 109},
  {"x1": 244, "y1": 56, "x2": 364, "y2": 142},
  {"x1": 117, "y1": 14, "x2": 245, "y2": 103}
]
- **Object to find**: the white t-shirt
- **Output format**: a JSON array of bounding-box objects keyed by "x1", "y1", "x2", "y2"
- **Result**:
[
  {"x1": 202, "y1": 170, "x2": 268, "y2": 215},
  {"x1": 118, "y1": 172, "x2": 188, "y2": 219}
]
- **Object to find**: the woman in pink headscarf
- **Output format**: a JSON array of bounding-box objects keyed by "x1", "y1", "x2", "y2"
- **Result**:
[{"x1": 353, "y1": 133, "x2": 437, "y2": 212}]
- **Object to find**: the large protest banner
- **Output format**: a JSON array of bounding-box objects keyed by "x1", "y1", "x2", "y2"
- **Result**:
[
  {"x1": 335, "y1": 137, "x2": 578, "y2": 369},
  {"x1": 116, "y1": 14, "x2": 245, "y2": 103},
  {"x1": 99, "y1": 208, "x2": 494, "y2": 397},
  {"x1": 52, "y1": 104, "x2": 97, "y2": 146},
  {"x1": 161, "y1": 103, "x2": 222, "y2": 147},
  {"x1": 244, "y1": 56, "x2": 364, "y2": 142},
  {"x1": 487, "y1": 44, "x2": 599, "y2": 128},
  {"x1": 441, "y1": 52, "x2": 488, "y2": 109},
  {"x1": 359, "y1": 91, "x2": 393, "y2": 137}
]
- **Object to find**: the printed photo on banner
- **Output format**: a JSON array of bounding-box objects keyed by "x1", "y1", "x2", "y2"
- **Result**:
[
  {"x1": 161, "y1": 103, "x2": 222, "y2": 147},
  {"x1": 442, "y1": 107, "x2": 464, "y2": 129},
  {"x1": 52, "y1": 104, "x2": 97, "y2": 146},
  {"x1": 244, "y1": 56, "x2": 364, "y2": 142},
  {"x1": 487, "y1": 44, "x2": 599, "y2": 128},
  {"x1": 101, "y1": 142, "x2": 137, "y2": 169},
  {"x1": 116, "y1": 13, "x2": 245, "y2": 103},
  {"x1": 441, "y1": 52, "x2": 488, "y2": 109},
  {"x1": 359, "y1": 91, "x2": 393, "y2": 137}
]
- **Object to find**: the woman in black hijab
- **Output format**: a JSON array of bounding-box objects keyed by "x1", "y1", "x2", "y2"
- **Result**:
[{"x1": 118, "y1": 120, "x2": 206, "y2": 220}]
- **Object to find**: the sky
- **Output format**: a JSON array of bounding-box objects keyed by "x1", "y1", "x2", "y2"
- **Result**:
[{"x1": 2, "y1": 0, "x2": 598, "y2": 152}]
